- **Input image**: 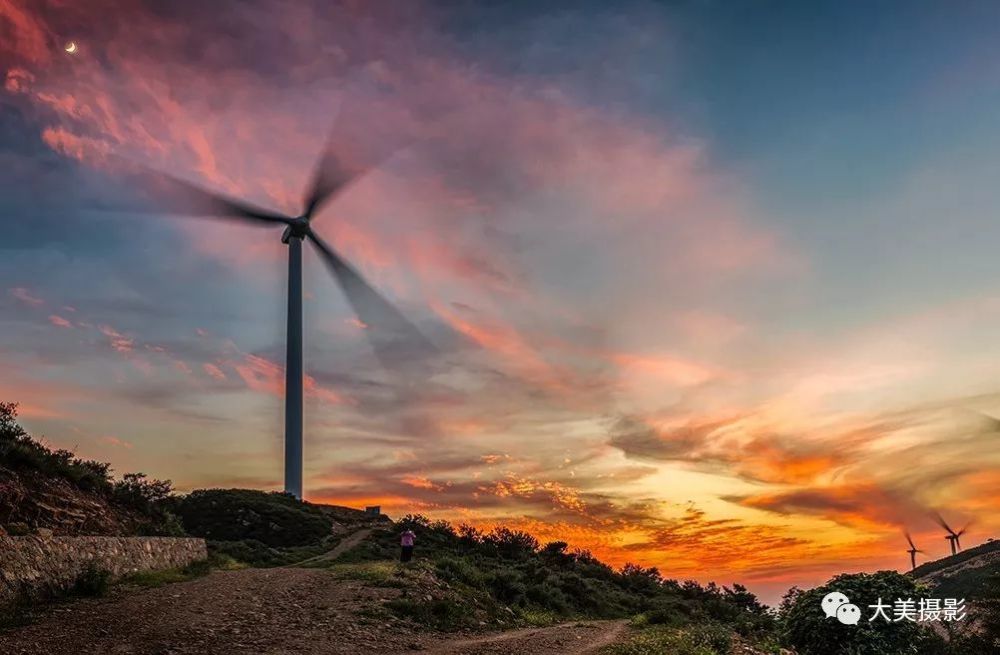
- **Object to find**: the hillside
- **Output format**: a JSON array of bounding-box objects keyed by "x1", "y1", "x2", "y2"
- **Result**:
[
  {"x1": 913, "y1": 538, "x2": 1000, "y2": 600},
  {"x1": 0, "y1": 402, "x2": 176, "y2": 536}
]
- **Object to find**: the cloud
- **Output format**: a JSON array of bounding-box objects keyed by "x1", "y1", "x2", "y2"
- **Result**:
[
  {"x1": 202, "y1": 362, "x2": 227, "y2": 381},
  {"x1": 97, "y1": 435, "x2": 133, "y2": 449},
  {"x1": 9, "y1": 287, "x2": 43, "y2": 306},
  {"x1": 47, "y1": 314, "x2": 73, "y2": 328},
  {"x1": 99, "y1": 324, "x2": 134, "y2": 353}
]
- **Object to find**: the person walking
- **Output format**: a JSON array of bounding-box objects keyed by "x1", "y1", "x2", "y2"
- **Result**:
[{"x1": 400, "y1": 528, "x2": 416, "y2": 562}]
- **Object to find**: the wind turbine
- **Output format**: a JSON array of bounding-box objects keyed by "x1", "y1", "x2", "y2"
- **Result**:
[
  {"x1": 124, "y1": 127, "x2": 434, "y2": 499},
  {"x1": 904, "y1": 531, "x2": 923, "y2": 571},
  {"x1": 933, "y1": 513, "x2": 969, "y2": 556}
]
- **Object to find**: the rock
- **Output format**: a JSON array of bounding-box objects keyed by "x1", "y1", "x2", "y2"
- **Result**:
[
  {"x1": 36, "y1": 528, "x2": 54, "y2": 539},
  {"x1": 0, "y1": 536, "x2": 207, "y2": 610}
]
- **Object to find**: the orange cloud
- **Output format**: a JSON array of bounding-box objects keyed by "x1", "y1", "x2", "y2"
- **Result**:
[
  {"x1": 480, "y1": 474, "x2": 587, "y2": 514},
  {"x1": 401, "y1": 475, "x2": 446, "y2": 492}
]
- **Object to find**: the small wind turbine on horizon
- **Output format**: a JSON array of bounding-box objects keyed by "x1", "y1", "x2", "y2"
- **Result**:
[
  {"x1": 113, "y1": 108, "x2": 435, "y2": 500},
  {"x1": 904, "y1": 531, "x2": 923, "y2": 571},
  {"x1": 933, "y1": 513, "x2": 970, "y2": 556}
]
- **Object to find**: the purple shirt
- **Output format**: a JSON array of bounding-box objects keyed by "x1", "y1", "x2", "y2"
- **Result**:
[{"x1": 401, "y1": 531, "x2": 415, "y2": 547}]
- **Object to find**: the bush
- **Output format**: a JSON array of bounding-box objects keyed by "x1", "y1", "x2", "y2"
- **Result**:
[
  {"x1": 386, "y1": 598, "x2": 471, "y2": 631},
  {"x1": 176, "y1": 489, "x2": 332, "y2": 547},
  {"x1": 488, "y1": 568, "x2": 527, "y2": 605},
  {"x1": 779, "y1": 571, "x2": 947, "y2": 655},
  {"x1": 525, "y1": 581, "x2": 571, "y2": 613},
  {"x1": 436, "y1": 556, "x2": 483, "y2": 588},
  {"x1": 71, "y1": 566, "x2": 111, "y2": 598},
  {"x1": 484, "y1": 526, "x2": 539, "y2": 559},
  {"x1": 0, "y1": 402, "x2": 113, "y2": 494}
]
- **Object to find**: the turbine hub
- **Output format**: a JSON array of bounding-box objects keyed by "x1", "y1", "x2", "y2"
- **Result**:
[{"x1": 282, "y1": 217, "x2": 310, "y2": 243}]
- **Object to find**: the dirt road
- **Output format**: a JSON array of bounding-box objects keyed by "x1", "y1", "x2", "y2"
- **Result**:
[
  {"x1": 287, "y1": 528, "x2": 373, "y2": 568},
  {"x1": 425, "y1": 621, "x2": 628, "y2": 654},
  {"x1": 0, "y1": 568, "x2": 629, "y2": 655}
]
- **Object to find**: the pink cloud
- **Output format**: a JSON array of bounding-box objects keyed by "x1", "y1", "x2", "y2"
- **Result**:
[
  {"x1": 202, "y1": 362, "x2": 227, "y2": 381},
  {"x1": 97, "y1": 435, "x2": 133, "y2": 450},
  {"x1": 47, "y1": 314, "x2": 73, "y2": 328},
  {"x1": 99, "y1": 325, "x2": 134, "y2": 353},
  {"x1": 231, "y1": 353, "x2": 343, "y2": 405},
  {"x1": 9, "y1": 287, "x2": 43, "y2": 306}
]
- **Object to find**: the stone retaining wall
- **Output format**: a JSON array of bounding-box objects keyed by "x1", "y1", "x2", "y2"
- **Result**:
[{"x1": 0, "y1": 536, "x2": 207, "y2": 608}]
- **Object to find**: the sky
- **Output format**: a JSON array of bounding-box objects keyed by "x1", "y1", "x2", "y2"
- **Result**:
[{"x1": 3, "y1": 0, "x2": 1000, "y2": 604}]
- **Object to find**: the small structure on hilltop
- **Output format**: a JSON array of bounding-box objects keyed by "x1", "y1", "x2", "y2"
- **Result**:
[{"x1": 364, "y1": 506, "x2": 381, "y2": 518}]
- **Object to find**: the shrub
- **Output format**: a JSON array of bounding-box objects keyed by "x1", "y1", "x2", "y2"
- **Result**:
[
  {"x1": 177, "y1": 489, "x2": 332, "y2": 547},
  {"x1": 488, "y1": 568, "x2": 527, "y2": 605},
  {"x1": 484, "y1": 527, "x2": 538, "y2": 559},
  {"x1": 386, "y1": 597, "x2": 471, "y2": 631},
  {"x1": 779, "y1": 571, "x2": 947, "y2": 655},
  {"x1": 0, "y1": 403, "x2": 113, "y2": 494},
  {"x1": 435, "y1": 556, "x2": 483, "y2": 588},
  {"x1": 71, "y1": 566, "x2": 111, "y2": 598},
  {"x1": 525, "y1": 581, "x2": 571, "y2": 613}
]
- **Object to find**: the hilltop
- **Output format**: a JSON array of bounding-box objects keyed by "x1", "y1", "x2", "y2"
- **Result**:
[{"x1": 912, "y1": 538, "x2": 1000, "y2": 600}]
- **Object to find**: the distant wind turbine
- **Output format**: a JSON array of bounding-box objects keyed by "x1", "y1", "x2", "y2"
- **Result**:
[
  {"x1": 933, "y1": 513, "x2": 970, "y2": 556},
  {"x1": 120, "y1": 121, "x2": 435, "y2": 499},
  {"x1": 904, "y1": 531, "x2": 923, "y2": 571}
]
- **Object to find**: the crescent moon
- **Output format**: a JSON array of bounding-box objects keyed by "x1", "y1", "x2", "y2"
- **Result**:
[{"x1": 64, "y1": 42, "x2": 77, "y2": 54}]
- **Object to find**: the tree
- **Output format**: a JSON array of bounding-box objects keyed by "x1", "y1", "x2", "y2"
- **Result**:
[
  {"x1": 484, "y1": 526, "x2": 539, "y2": 559},
  {"x1": 780, "y1": 571, "x2": 946, "y2": 655}
]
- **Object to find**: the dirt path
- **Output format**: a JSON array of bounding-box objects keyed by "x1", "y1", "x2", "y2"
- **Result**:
[
  {"x1": 427, "y1": 620, "x2": 628, "y2": 654},
  {"x1": 0, "y1": 567, "x2": 631, "y2": 655},
  {"x1": 0, "y1": 568, "x2": 417, "y2": 655},
  {"x1": 288, "y1": 528, "x2": 373, "y2": 568}
]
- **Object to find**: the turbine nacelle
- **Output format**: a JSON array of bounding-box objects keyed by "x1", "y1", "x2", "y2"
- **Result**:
[{"x1": 281, "y1": 218, "x2": 311, "y2": 243}]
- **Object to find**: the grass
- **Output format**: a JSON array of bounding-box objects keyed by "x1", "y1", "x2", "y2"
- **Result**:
[
  {"x1": 322, "y1": 561, "x2": 409, "y2": 586},
  {"x1": 120, "y1": 553, "x2": 242, "y2": 589},
  {"x1": 602, "y1": 623, "x2": 733, "y2": 655},
  {"x1": 516, "y1": 607, "x2": 563, "y2": 626}
]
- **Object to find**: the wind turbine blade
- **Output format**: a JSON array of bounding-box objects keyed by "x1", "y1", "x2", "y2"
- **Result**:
[
  {"x1": 306, "y1": 229, "x2": 436, "y2": 376},
  {"x1": 932, "y1": 512, "x2": 956, "y2": 535},
  {"x1": 905, "y1": 531, "x2": 916, "y2": 550},
  {"x1": 128, "y1": 165, "x2": 292, "y2": 225},
  {"x1": 301, "y1": 141, "x2": 396, "y2": 220},
  {"x1": 301, "y1": 91, "x2": 412, "y2": 221}
]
